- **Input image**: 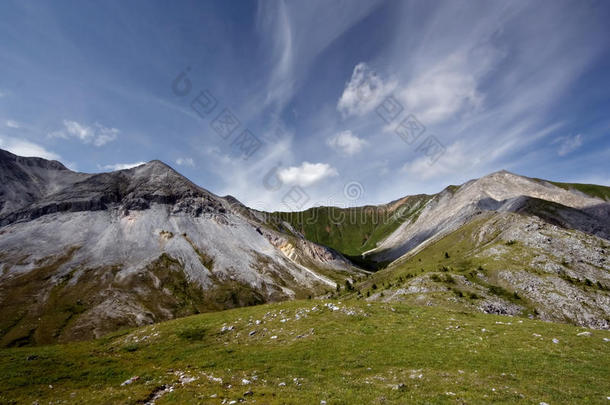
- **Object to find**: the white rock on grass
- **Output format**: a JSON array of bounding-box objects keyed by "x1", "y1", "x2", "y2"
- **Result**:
[
  {"x1": 121, "y1": 376, "x2": 139, "y2": 386},
  {"x1": 577, "y1": 331, "x2": 592, "y2": 336}
]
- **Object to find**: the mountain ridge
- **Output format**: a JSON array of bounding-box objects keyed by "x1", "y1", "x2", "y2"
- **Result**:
[{"x1": 0, "y1": 149, "x2": 609, "y2": 347}]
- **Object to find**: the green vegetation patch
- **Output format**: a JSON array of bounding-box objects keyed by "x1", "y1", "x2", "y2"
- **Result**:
[
  {"x1": 0, "y1": 300, "x2": 608, "y2": 404},
  {"x1": 265, "y1": 195, "x2": 432, "y2": 258}
]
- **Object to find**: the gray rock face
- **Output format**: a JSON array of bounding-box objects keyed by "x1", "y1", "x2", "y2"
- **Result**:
[
  {"x1": 0, "y1": 150, "x2": 358, "y2": 345},
  {"x1": 0, "y1": 157, "x2": 226, "y2": 226},
  {"x1": 366, "y1": 170, "x2": 610, "y2": 263},
  {"x1": 0, "y1": 149, "x2": 89, "y2": 217}
]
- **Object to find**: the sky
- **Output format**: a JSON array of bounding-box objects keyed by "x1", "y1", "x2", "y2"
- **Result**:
[{"x1": 1, "y1": 0, "x2": 609, "y2": 211}]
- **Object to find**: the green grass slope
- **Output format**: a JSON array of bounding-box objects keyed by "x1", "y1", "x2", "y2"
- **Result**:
[
  {"x1": 358, "y1": 214, "x2": 511, "y2": 291},
  {"x1": 349, "y1": 211, "x2": 610, "y2": 327},
  {"x1": 1, "y1": 299, "x2": 608, "y2": 404},
  {"x1": 536, "y1": 179, "x2": 610, "y2": 201},
  {"x1": 265, "y1": 195, "x2": 432, "y2": 258}
]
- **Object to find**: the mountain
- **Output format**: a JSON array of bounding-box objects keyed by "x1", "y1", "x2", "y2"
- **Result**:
[
  {"x1": 271, "y1": 171, "x2": 610, "y2": 329},
  {"x1": 0, "y1": 149, "x2": 609, "y2": 347},
  {"x1": 0, "y1": 150, "x2": 360, "y2": 346}
]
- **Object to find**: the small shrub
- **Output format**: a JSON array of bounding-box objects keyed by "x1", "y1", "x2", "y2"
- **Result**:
[
  {"x1": 444, "y1": 274, "x2": 455, "y2": 284},
  {"x1": 430, "y1": 274, "x2": 441, "y2": 282},
  {"x1": 469, "y1": 292, "x2": 479, "y2": 300},
  {"x1": 123, "y1": 344, "x2": 139, "y2": 352},
  {"x1": 177, "y1": 325, "x2": 206, "y2": 341},
  {"x1": 488, "y1": 285, "x2": 512, "y2": 299},
  {"x1": 452, "y1": 289, "x2": 464, "y2": 298},
  {"x1": 505, "y1": 240, "x2": 517, "y2": 246},
  {"x1": 372, "y1": 283, "x2": 377, "y2": 290},
  {"x1": 444, "y1": 252, "x2": 450, "y2": 259}
]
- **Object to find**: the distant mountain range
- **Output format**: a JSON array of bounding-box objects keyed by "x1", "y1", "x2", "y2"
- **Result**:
[{"x1": 0, "y1": 149, "x2": 608, "y2": 346}]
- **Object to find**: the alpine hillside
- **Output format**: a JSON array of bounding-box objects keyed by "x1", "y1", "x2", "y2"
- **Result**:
[{"x1": 0, "y1": 149, "x2": 609, "y2": 348}]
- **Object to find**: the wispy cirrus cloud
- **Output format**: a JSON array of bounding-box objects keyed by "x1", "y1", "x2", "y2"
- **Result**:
[
  {"x1": 5, "y1": 120, "x2": 20, "y2": 129},
  {"x1": 256, "y1": 0, "x2": 383, "y2": 114},
  {"x1": 401, "y1": 141, "x2": 476, "y2": 180},
  {"x1": 49, "y1": 120, "x2": 118, "y2": 147},
  {"x1": 1, "y1": 1, "x2": 608, "y2": 210},
  {"x1": 395, "y1": 50, "x2": 489, "y2": 125},
  {"x1": 555, "y1": 134, "x2": 583, "y2": 156},
  {"x1": 175, "y1": 157, "x2": 195, "y2": 167},
  {"x1": 0, "y1": 135, "x2": 60, "y2": 160}
]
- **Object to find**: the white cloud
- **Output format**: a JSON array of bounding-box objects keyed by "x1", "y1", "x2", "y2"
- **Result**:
[
  {"x1": 100, "y1": 162, "x2": 145, "y2": 171},
  {"x1": 393, "y1": 44, "x2": 503, "y2": 127},
  {"x1": 277, "y1": 162, "x2": 338, "y2": 186},
  {"x1": 5, "y1": 120, "x2": 20, "y2": 128},
  {"x1": 49, "y1": 120, "x2": 118, "y2": 147},
  {"x1": 255, "y1": 1, "x2": 383, "y2": 116},
  {"x1": 397, "y1": 56, "x2": 483, "y2": 126},
  {"x1": 257, "y1": 0, "x2": 294, "y2": 110},
  {"x1": 175, "y1": 157, "x2": 195, "y2": 167},
  {"x1": 326, "y1": 130, "x2": 368, "y2": 155},
  {"x1": 337, "y1": 54, "x2": 487, "y2": 125},
  {"x1": 0, "y1": 135, "x2": 60, "y2": 160},
  {"x1": 402, "y1": 141, "x2": 480, "y2": 181},
  {"x1": 555, "y1": 134, "x2": 583, "y2": 156},
  {"x1": 92, "y1": 126, "x2": 119, "y2": 147},
  {"x1": 337, "y1": 62, "x2": 395, "y2": 117}
]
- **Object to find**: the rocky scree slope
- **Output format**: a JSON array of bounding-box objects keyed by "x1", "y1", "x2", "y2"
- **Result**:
[{"x1": 0, "y1": 150, "x2": 360, "y2": 346}]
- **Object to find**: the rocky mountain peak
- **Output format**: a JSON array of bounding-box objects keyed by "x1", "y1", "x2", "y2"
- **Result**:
[
  {"x1": 0, "y1": 149, "x2": 226, "y2": 226},
  {"x1": 0, "y1": 148, "x2": 69, "y2": 172}
]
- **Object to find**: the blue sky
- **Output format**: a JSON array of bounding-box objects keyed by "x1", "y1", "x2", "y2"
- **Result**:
[{"x1": 1, "y1": 0, "x2": 609, "y2": 211}]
